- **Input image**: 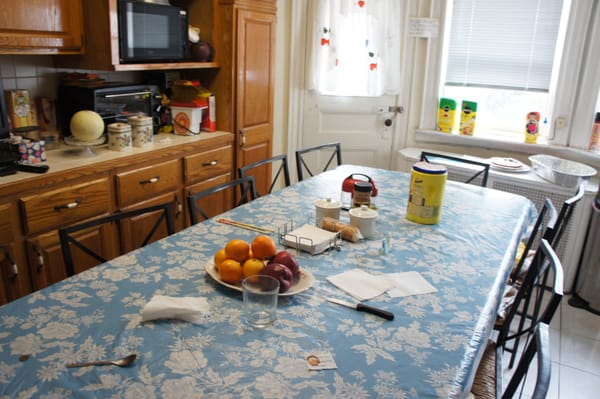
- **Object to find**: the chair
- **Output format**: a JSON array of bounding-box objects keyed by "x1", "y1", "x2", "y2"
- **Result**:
[
  {"x1": 238, "y1": 154, "x2": 291, "y2": 196},
  {"x1": 509, "y1": 198, "x2": 558, "y2": 283},
  {"x1": 187, "y1": 176, "x2": 257, "y2": 224},
  {"x1": 471, "y1": 322, "x2": 551, "y2": 399},
  {"x1": 420, "y1": 151, "x2": 490, "y2": 187},
  {"x1": 295, "y1": 142, "x2": 342, "y2": 181},
  {"x1": 498, "y1": 238, "x2": 564, "y2": 369},
  {"x1": 544, "y1": 183, "x2": 585, "y2": 249},
  {"x1": 59, "y1": 202, "x2": 176, "y2": 277}
]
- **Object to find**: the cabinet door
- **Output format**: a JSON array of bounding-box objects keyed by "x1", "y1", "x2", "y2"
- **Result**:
[
  {"x1": 186, "y1": 174, "x2": 232, "y2": 223},
  {"x1": 0, "y1": 204, "x2": 27, "y2": 304},
  {"x1": 26, "y1": 221, "x2": 116, "y2": 290},
  {"x1": 235, "y1": 8, "x2": 276, "y2": 195},
  {"x1": 119, "y1": 192, "x2": 181, "y2": 253},
  {"x1": 0, "y1": 0, "x2": 83, "y2": 53}
]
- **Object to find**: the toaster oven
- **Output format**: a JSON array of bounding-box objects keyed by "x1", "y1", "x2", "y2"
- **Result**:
[{"x1": 57, "y1": 82, "x2": 162, "y2": 138}]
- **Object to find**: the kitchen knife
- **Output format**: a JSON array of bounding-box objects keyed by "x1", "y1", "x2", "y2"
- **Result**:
[{"x1": 327, "y1": 297, "x2": 394, "y2": 320}]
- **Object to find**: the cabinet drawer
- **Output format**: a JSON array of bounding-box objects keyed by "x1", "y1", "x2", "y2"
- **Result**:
[
  {"x1": 115, "y1": 159, "x2": 181, "y2": 207},
  {"x1": 184, "y1": 145, "x2": 233, "y2": 184},
  {"x1": 20, "y1": 178, "x2": 110, "y2": 235}
]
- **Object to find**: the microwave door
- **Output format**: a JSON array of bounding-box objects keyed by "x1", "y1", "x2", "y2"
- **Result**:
[{"x1": 119, "y1": 1, "x2": 185, "y2": 63}]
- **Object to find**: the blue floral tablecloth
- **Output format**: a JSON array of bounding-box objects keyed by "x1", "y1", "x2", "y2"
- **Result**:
[{"x1": 0, "y1": 165, "x2": 535, "y2": 399}]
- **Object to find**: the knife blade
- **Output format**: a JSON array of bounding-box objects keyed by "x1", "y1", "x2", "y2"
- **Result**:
[{"x1": 327, "y1": 297, "x2": 394, "y2": 320}]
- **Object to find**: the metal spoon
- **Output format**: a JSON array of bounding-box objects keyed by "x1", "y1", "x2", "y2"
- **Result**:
[{"x1": 66, "y1": 353, "x2": 138, "y2": 368}]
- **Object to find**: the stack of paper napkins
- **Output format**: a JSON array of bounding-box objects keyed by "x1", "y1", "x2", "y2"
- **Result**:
[{"x1": 327, "y1": 269, "x2": 437, "y2": 301}]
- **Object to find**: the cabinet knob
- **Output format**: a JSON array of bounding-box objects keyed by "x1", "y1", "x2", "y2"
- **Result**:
[{"x1": 202, "y1": 160, "x2": 218, "y2": 167}]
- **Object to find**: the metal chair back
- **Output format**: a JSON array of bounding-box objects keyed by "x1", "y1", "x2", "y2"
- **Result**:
[
  {"x1": 59, "y1": 202, "x2": 175, "y2": 277},
  {"x1": 187, "y1": 176, "x2": 257, "y2": 224},
  {"x1": 295, "y1": 142, "x2": 342, "y2": 181}
]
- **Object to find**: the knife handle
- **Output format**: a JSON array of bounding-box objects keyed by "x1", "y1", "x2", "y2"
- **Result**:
[{"x1": 356, "y1": 304, "x2": 394, "y2": 320}]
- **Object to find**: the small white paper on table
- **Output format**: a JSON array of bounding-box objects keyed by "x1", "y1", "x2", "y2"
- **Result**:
[
  {"x1": 327, "y1": 269, "x2": 394, "y2": 301},
  {"x1": 386, "y1": 271, "x2": 437, "y2": 298},
  {"x1": 142, "y1": 295, "x2": 210, "y2": 324}
]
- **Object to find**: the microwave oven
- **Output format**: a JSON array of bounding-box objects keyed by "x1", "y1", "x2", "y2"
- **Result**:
[
  {"x1": 118, "y1": 0, "x2": 188, "y2": 63},
  {"x1": 57, "y1": 82, "x2": 162, "y2": 138}
]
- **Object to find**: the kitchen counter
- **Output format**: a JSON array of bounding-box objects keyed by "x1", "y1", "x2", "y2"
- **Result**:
[{"x1": 0, "y1": 132, "x2": 232, "y2": 187}]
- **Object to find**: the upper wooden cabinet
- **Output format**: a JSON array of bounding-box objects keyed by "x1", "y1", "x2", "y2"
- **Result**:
[
  {"x1": 54, "y1": 0, "x2": 219, "y2": 71},
  {"x1": 0, "y1": 0, "x2": 84, "y2": 54}
]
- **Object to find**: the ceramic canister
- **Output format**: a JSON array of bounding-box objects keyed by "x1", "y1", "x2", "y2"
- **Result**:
[
  {"x1": 128, "y1": 115, "x2": 153, "y2": 147},
  {"x1": 107, "y1": 122, "x2": 132, "y2": 151},
  {"x1": 315, "y1": 197, "x2": 342, "y2": 225},
  {"x1": 349, "y1": 204, "x2": 378, "y2": 238},
  {"x1": 406, "y1": 161, "x2": 447, "y2": 224}
]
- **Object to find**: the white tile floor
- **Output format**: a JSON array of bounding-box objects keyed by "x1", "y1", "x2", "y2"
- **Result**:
[{"x1": 501, "y1": 296, "x2": 600, "y2": 398}]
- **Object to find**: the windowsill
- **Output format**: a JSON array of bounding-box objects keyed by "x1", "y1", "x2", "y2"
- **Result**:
[{"x1": 415, "y1": 129, "x2": 600, "y2": 169}]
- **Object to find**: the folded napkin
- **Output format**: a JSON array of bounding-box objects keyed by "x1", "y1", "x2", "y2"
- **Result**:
[
  {"x1": 327, "y1": 269, "x2": 394, "y2": 301},
  {"x1": 386, "y1": 271, "x2": 437, "y2": 298},
  {"x1": 142, "y1": 295, "x2": 210, "y2": 324}
]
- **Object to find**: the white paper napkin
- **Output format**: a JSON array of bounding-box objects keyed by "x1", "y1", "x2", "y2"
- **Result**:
[
  {"x1": 142, "y1": 295, "x2": 210, "y2": 324},
  {"x1": 386, "y1": 271, "x2": 437, "y2": 298},
  {"x1": 327, "y1": 269, "x2": 394, "y2": 301}
]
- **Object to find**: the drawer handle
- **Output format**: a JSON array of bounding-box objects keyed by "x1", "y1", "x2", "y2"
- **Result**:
[
  {"x1": 202, "y1": 160, "x2": 218, "y2": 167},
  {"x1": 0, "y1": 246, "x2": 18, "y2": 278},
  {"x1": 140, "y1": 176, "x2": 160, "y2": 185},
  {"x1": 54, "y1": 199, "x2": 81, "y2": 211}
]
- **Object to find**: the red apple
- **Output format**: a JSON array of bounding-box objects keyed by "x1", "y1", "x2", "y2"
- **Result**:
[
  {"x1": 262, "y1": 263, "x2": 293, "y2": 293},
  {"x1": 268, "y1": 251, "x2": 300, "y2": 277}
]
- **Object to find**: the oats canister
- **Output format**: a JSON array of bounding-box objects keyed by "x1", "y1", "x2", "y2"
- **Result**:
[
  {"x1": 406, "y1": 162, "x2": 447, "y2": 224},
  {"x1": 128, "y1": 115, "x2": 153, "y2": 147},
  {"x1": 107, "y1": 122, "x2": 132, "y2": 151}
]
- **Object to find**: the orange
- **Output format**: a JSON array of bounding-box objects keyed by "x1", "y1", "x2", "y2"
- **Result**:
[
  {"x1": 213, "y1": 248, "x2": 228, "y2": 270},
  {"x1": 251, "y1": 235, "x2": 277, "y2": 260},
  {"x1": 219, "y1": 259, "x2": 243, "y2": 284},
  {"x1": 225, "y1": 239, "x2": 251, "y2": 262},
  {"x1": 243, "y1": 258, "x2": 265, "y2": 279}
]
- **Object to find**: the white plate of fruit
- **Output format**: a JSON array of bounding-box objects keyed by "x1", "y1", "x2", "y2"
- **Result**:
[{"x1": 205, "y1": 235, "x2": 315, "y2": 296}]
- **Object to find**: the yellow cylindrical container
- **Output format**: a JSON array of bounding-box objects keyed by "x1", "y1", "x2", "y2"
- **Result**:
[{"x1": 406, "y1": 162, "x2": 448, "y2": 224}]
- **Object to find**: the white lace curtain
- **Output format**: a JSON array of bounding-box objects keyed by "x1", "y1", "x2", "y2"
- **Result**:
[{"x1": 306, "y1": 0, "x2": 403, "y2": 96}]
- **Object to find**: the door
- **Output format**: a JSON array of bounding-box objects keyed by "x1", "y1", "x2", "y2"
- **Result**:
[
  {"x1": 235, "y1": 8, "x2": 276, "y2": 195},
  {"x1": 301, "y1": 93, "x2": 402, "y2": 169}
]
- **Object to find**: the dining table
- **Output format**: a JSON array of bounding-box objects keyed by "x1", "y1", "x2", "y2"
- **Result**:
[{"x1": 0, "y1": 164, "x2": 536, "y2": 399}]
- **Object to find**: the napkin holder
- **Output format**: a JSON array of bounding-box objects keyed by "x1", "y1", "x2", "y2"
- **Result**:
[{"x1": 279, "y1": 223, "x2": 341, "y2": 254}]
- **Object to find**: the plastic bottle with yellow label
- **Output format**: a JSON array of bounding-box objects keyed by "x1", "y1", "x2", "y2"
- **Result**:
[
  {"x1": 437, "y1": 98, "x2": 457, "y2": 133},
  {"x1": 406, "y1": 162, "x2": 448, "y2": 225},
  {"x1": 459, "y1": 101, "x2": 477, "y2": 136}
]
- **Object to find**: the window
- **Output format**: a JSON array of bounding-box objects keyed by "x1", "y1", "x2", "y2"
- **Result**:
[
  {"x1": 421, "y1": 0, "x2": 600, "y2": 152},
  {"x1": 306, "y1": 0, "x2": 402, "y2": 96},
  {"x1": 440, "y1": 0, "x2": 565, "y2": 142}
]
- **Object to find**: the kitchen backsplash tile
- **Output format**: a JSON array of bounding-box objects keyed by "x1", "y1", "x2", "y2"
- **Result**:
[{"x1": 0, "y1": 55, "x2": 141, "y2": 100}]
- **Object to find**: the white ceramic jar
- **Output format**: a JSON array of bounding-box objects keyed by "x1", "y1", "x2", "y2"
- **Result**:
[
  {"x1": 349, "y1": 204, "x2": 378, "y2": 238},
  {"x1": 315, "y1": 197, "x2": 342, "y2": 224},
  {"x1": 107, "y1": 122, "x2": 132, "y2": 151},
  {"x1": 128, "y1": 115, "x2": 153, "y2": 147}
]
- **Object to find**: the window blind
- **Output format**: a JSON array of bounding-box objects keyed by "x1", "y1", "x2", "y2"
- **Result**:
[{"x1": 445, "y1": 0, "x2": 564, "y2": 92}]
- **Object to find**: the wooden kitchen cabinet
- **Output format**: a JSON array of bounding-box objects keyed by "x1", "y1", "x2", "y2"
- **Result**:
[
  {"x1": 183, "y1": 141, "x2": 235, "y2": 222},
  {"x1": 212, "y1": 1, "x2": 276, "y2": 196},
  {"x1": 0, "y1": 132, "x2": 234, "y2": 301},
  {"x1": 0, "y1": 204, "x2": 28, "y2": 305},
  {"x1": 54, "y1": 0, "x2": 219, "y2": 71},
  {"x1": 0, "y1": 0, "x2": 84, "y2": 54}
]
